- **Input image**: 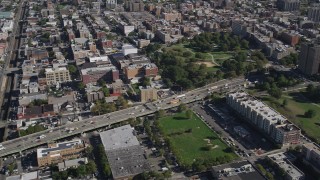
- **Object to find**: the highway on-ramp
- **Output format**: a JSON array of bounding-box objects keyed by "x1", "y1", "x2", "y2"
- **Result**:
[{"x1": 0, "y1": 78, "x2": 245, "y2": 157}]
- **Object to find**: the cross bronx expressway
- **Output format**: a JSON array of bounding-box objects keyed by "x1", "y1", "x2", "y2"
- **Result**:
[{"x1": 0, "y1": 78, "x2": 245, "y2": 157}]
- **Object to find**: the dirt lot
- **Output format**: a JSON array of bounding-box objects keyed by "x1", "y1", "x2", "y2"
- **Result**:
[{"x1": 196, "y1": 61, "x2": 215, "y2": 67}]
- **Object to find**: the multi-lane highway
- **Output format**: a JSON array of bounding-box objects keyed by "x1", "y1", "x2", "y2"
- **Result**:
[{"x1": 0, "y1": 78, "x2": 245, "y2": 157}]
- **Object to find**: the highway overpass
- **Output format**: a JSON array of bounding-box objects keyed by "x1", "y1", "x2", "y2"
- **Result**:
[{"x1": 0, "y1": 78, "x2": 245, "y2": 157}]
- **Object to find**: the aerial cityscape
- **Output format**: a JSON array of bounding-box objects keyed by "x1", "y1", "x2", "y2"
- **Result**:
[{"x1": 0, "y1": 0, "x2": 319, "y2": 179}]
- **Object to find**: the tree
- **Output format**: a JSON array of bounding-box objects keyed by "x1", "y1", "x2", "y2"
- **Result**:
[
  {"x1": 76, "y1": 165, "x2": 87, "y2": 177},
  {"x1": 141, "y1": 77, "x2": 151, "y2": 87},
  {"x1": 192, "y1": 159, "x2": 206, "y2": 172},
  {"x1": 77, "y1": 82, "x2": 85, "y2": 90},
  {"x1": 304, "y1": 109, "x2": 316, "y2": 118},
  {"x1": 282, "y1": 99, "x2": 288, "y2": 107},
  {"x1": 268, "y1": 86, "x2": 282, "y2": 99},
  {"x1": 101, "y1": 87, "x2": 110, "y2": 97},
  {"x1": 116, "y1": 96, "x2": 128, "y2": 109},
  {"x1": 86, "y1": 160, "x2": 97, "y2": 175},
  {"x1": 177, "y1": 103, "x2": 187, "y2": 112},
  {"x1": 68, "y1": 65, "x2": 77, "y2": 74},
  {"x1": 265, "y1": 172, "x2": 274, "y2": 180},
  {"x1": 159, "y1": 149, "x2": 165, "y2": 157},
  {"x1": 186, "y1": 109, "x2": 193, "y2": 119},
  {"x1": 155, "y1": 109, "x2": 165, "y2": 119},
  {"x1": 163, "y1": 170, "x2": 172, "y2": 179}
]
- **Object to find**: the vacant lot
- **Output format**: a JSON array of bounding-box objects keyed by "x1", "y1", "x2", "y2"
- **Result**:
[
  {"x1": 158, "y1": 112, "x2": 237, "y2": 167},
  {"x1": 261, "y1": 92, "x2": 320, "y2": 143}
]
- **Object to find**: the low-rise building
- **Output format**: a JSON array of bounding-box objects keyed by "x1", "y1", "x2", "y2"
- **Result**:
[
  {"x1": 37, "y1": 139, "x2": 86, "y2": 167},
  {"x1": 122, "y1": 44, "x2": 138, "y2": 56},
  {"x1": 17, "y1": 104, "x2": 55, "y2": 120},
  {"x1": 211, "y1": 160, "x2": 265, "y2": 180},
  {"x1": 267, "y1": 152, "x2": 305, "y2": 180},
  {"x1": 99, "y1": 125, "x2": 150, "y2": 179},
  {"x1": 58, "y1": 157, "x2": 88, "y2": 171},
  {"x1": 301, "y1": 143, "x2": 320, "y2": 173}
]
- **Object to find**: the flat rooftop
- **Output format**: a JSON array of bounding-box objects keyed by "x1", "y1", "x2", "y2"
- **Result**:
[
  {"x1": 211, "y1": 161, "x2": 265, "y2": 180},
  {"x1": 106, "y1": 145, "x2": 150, "y2": 179},
  {"x1": 37, "y1": 139, "x2": 83, "y2": 158},
  {"x1": 268, "y1": 152, "x2": 304, "y2": 179},
  {"x1": 303, "y1": 143, "x2": 320, "y2": 155},
  {"x1": 100, "y1": 125, "x2": 150, "y2": 179},
  {"x1": 99, "y1": 125, "x2": 139, "y2": 151}
]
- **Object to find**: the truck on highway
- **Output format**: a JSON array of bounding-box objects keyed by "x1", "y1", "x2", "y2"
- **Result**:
[
  {"x1": 0, "y1": 144, "x2": 5, "y2": 150},
  {"x1": 175, "y1": 94, "x2": 186, "y2": 99},
  {"x1": 208, "y1": 86, "x2": 218, "y2": 91},
  {"x1": 169, "y1": 99, "x2": 180, "y2": 104}
]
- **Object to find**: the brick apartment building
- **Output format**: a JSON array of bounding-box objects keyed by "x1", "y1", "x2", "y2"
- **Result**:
[
  {"x1": 81, "y1": 66, "x2": 119, "y2": 85},
  {"x1": 123, "y1": 63, "x2": 158, "y2": 80}
]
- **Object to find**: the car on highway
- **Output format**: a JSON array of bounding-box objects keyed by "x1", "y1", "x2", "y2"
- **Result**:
[{"x1": 38, "y1": 135, "x2": 46, "y2": 139}]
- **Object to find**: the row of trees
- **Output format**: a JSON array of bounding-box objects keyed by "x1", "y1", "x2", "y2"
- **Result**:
[
  {"x1": 222, "y1": 50, "x2": 268, "y2": 78},
  {"x1": 279, "y1": 53, "x2": 298, "y2": 66},
  {"x1": 28, "y1": 99, "x2": 48, "y2": 107},
  {"x1": 189, "y1": 32, "x2": 249, "y2": 52},
  {"x1": 306, "y1": 84, "x2": 320, "y2": 102},
  {"x1": 94, "y1": 144, "x2": 112, "y2": 178},
  {"x1": 19, "y1": 125, "x2": 46, "y2": 137},
  {"x1": 91, "y1": 96, "x2": 128, "y2": 115},
  {"x1": 256, "y1": 72, "x2": 301, "y2": 98}
]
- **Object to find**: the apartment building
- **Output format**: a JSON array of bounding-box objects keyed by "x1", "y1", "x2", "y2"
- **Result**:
[
  {"x1": 301, "y1": 143, "x2": 320, "y2": 173},
  {"x1": 298, "y1": 41, "x2": 320, "y2": 75},
  {"x1": 37, "y1": 139, "x2": 86, "y2": 167},
  {"x1": 277, "y1": 0, "x2": 300, "y2": 12},
  {"x1": 123, "y1": 63, "x2": 158, "y2": 80},
  {"x1": 308, "y1": 5, "x2": 320, "y2": 22},
  {"x1": 106, "y1": 0, "x2": 117, "y2": 9},
  {"x1": 45, "y1": 67, "x2": 71, "y2": 86},
  {"x1": 125, "y1": 0, "x2": 145, "y2": 12},
  {"x1": 227, "y1": 92, "x2": 300, "y2": 146},
  {"x1": 268, "y1": 152, "x2": 305, "y2": 180},
  {"x1": 81, "y1": 66, "x2": 119, "y2": 85}
]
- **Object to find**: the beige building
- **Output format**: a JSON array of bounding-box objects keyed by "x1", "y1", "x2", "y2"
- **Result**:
[
  {"x1": 140, "y1": 87, "x2": 157, "y2": 103},
  {"x1": 227, "y1": 91, "x2": 300, "y2": 146},
  {"x1": 45, "y1": 67, "x2": 71, "y2": 86},
  {"x1": 37, "y1": 139, "x2": 85, "y2": 167}
]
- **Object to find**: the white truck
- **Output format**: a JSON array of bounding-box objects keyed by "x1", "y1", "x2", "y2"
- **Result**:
[
  {"x1": 176, "y1": 94, "x2": 186, "y2": 99},
  {"x1": 0, "y1": 144, "x2": 5, "y2": 150}
]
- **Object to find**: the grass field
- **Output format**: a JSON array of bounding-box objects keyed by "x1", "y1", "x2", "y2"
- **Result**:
[
  {"x1": 158, "y1": 112, "x2": 237, "y2": 166},
  {"x1": 165, "y1": 43, "x2": 234, "y2": 74},
  {"x1": 261, "y1": 92, "x2": 320, "y2": 143}
]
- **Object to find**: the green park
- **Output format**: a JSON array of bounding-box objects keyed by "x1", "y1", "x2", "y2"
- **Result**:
[
  {"x1": 262, "y1": 91, "x2": 320, "y2": 143},
  {"x1": 158, "y1": 111, "x2": 237, "y2": 168}
]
